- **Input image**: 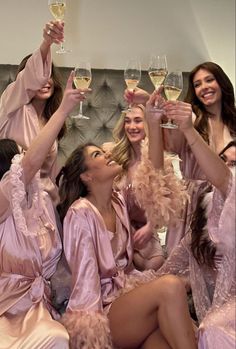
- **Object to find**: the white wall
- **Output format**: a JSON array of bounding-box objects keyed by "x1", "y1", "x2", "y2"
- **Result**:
[{"x1": 0, "y1": 0, "x2": 235, "y2": 87}]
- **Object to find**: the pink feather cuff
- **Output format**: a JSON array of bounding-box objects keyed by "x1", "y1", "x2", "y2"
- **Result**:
[
  {"x1": 132, "y1": 143, "x2": 189, "y2": 229},
  {"x1": 60, "y1": 310, "x2": 113, "y2": 349}
]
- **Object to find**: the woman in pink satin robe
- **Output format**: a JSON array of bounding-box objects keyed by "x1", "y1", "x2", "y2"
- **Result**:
[
  {"x1": 0, "y1": 71, "x2": 85, "y2": 349},
  {"x1": 124, "y1": 62, "x2": 236, "y2": 255},
  {"x1": 0, "y1": 21, "x2": 65, "y2": 204},
  {"x1": 153, "y1": 97, "x2": 236, "y2": 349},
  {"x1": 57, "y1": 129, "x2": 196, "y2": 348},
  {"x1": 103, "y1": 105, "x2": 165, "y2": 271}
]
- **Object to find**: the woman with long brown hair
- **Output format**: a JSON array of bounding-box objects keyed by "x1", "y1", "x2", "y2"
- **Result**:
[{"x1": 0, "y1": 20, "x2": 78, "y2": 204}]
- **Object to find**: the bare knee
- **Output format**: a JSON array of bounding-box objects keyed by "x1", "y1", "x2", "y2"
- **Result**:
[{"x1": 154, "y1": 275, "x2": 186, "y2": 302}]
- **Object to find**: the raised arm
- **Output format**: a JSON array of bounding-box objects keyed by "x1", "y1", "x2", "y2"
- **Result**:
[
  {"x1": 0, "y1": 21, "x2": 63, "y2": 116},
  {"x1": 40, "y1": 20, "x2": 64, "y2": 62},
  {"x1": 21, "y1": 72, "x2": 86, "y2": 184},
  {"x1": 145, "y1": 90, "x2": 165, "y2": 169},
  {"x1": 0, "y1": 72, "x2": 86, "y2": 217},
  {"x1": 164, "y1": 100, "x2": 231, "y2": 196},
  {"x1": 132, "y1": 91, "x2": 188, "y2": 230}
]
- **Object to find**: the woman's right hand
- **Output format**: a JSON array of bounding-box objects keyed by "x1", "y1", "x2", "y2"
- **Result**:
[
  {"x1": 58, "y1": 71, "x2": 91, "y2": 116},
  {"x1": 163, "y1": 101, "x2": 193, "y2": 132},
  {"x1": 124, "y1": 87, "x2": 150, "y2": 106},
  {"x1": 43, "y1": 20, "x2": 64, "y2": 46}
]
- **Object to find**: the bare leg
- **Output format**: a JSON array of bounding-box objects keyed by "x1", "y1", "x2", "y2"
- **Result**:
[
  {"x1": 108, "y1": 275, "x2": 197, "y2": 349},
  {"x1": 141, "y1": 328, "x2": 171, "y2": 349}
]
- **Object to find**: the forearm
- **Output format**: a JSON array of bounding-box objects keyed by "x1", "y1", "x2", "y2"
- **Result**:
[
  {"x1": 40, "y1": 41, "x2": 51, "y2": 64},
  {"x1": 148, "y1": 120, "x2": 164, "y2": 169},
  {"x1": 183, "y1": 127, "x2": 230, "y2": 196},
  {"x1": 22, "y1": 108, "x2": 66, "y2": 184}
]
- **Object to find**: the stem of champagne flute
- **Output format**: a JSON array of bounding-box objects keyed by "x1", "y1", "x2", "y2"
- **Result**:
[{"x1": 79, "y1": 101, "x2": 83, "y2": 117}]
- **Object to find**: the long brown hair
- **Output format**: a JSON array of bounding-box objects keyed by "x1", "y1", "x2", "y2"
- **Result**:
[
  {"x1": 0, "y1": 139, "x2": 20, "y2": 180},
  {"x1": 185, "y1": 62, "x2": 236, "y2": 144},
  {"x1": 17, "y1": 54, "x2": 65, "y2": 139},
  {"x1": 190, "y1": 185, "x2": 216, "y2": 268},
  {"x1": 57, "y1": 143, "x2": 96, "y2": 222}
]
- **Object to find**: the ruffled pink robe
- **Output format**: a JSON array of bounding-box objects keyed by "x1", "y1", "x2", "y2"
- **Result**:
[
  {"x1": 157, "y1": 174, "x2": 236, "y2": 349},
  {"x1": 121, "y1": 181, "x2": 164, "y2": 260},
  {"x1": 0, "y1": 48, "x2": 59, "y2": 204},
  {"x1": 0, "y1": 155, "x2": 69, "y2": 349}
]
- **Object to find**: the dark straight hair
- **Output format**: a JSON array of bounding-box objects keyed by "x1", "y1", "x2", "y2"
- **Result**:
[{"x1": 0, "y1": 139, "x2": 20, "y2": 180}]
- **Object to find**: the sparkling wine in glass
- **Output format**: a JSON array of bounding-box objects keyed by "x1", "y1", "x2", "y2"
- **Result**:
[
  {"x1": 72, "y1": 62, "x2": 92, "y2": 120},
  {"x1": 124, "y1": 59, "x2": 141, "y2": 111},
  {"x1": 148, "y1": 55, "x2": 168, "y2": 90},
  {"x1": 48, "y1": 0, "x2": 71, "y2": 54},
  {"x1": 160, "y1": 71, "x2": 183, "y2": 129}
]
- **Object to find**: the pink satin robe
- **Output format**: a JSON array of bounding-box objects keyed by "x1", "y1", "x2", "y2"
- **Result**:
[
  {"x1": 63, "y1": 192, "x2": 152, "y2": 314},
  {"x1": 157, "y1": 174, "x2": 236, "y2": 349},
  {"x1": 61, "y1": 191, "x2": 155, "y2": 348},
  {"x1": 0, "y1": 155, "x2": 69, "y2": 349},
  {"x1": 0, "y1": 48, "x2": 59, "y2": 204}
]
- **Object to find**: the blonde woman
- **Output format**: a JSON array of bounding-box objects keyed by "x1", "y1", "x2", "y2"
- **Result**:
[{"x1": 103, "y1": 105, "x2": 165, "y2": 271}]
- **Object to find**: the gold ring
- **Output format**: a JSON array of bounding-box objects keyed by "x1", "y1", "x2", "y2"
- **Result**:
[{"x1": 47, "y1": 29, "x2": 51, "y2": 35}]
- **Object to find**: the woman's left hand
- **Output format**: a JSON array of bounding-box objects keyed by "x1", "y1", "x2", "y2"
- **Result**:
[{"x1": 133, "y1": 223, "x2": 153, "y2": 249}]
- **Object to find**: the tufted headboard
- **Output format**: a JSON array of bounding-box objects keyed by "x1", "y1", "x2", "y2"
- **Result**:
[{"x1": 0, "y1": 64, "x2": 189, "y2": 167}]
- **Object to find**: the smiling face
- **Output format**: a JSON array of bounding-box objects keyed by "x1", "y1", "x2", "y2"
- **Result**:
[
  {"x1": 34, "y1": 78, "x2": 55, "y2": 101},
  {"x1": 124, "y1": 106, "x2": 146, "y2": 145},
  {"x1": 193, "y1": 69, "x2": 222, "y2": 108},
  {"x1": 82, "y1": 145, "x2": 122, "y2": 183}
]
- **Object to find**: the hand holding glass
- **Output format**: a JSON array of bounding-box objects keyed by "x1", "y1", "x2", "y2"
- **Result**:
[
  {"x1": 124, "y1": 59, "x2": 141, "y2": 111},
  {"x1": 72, "y1": 63, "x2": 92, "y2": 120},
  {"x1": 160, "y1": 71, "x2": 183, "y2": 129},
  {"x1": 148, "y1": 54, "x2": 168, "y2": 90},
  {"x1": 48, "y1": 0, "x2": 71, "y2": 54}
]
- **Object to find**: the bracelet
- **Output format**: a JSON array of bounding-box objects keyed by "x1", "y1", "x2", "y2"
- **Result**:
[{"x1": 189, "y1": 137, "x2": 198, "y2": 147}]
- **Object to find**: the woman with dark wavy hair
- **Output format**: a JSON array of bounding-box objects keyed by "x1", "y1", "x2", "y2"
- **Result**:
[
  {"x1": 0, "y1": 20, "x2": 69, "y2": 204},
  {"x1": 55, "y1": 105, "x2": 195, "y2": 348},
  {"x1": 124, "y1": 62, "x2": 236, "y2": 254}
]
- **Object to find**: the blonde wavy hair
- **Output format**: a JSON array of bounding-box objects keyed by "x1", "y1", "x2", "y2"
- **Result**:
[{"x1": 111, "y1": 104, "x2": 147, "y2": 172}]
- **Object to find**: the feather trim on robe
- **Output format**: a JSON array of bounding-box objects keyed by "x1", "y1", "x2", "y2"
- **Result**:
[
  {"x1": 132, "y1": 140, "x2": 189, "y2": 229},
  {"x1": 61, "y1": 310, "x2": 113, "y2": 349}
]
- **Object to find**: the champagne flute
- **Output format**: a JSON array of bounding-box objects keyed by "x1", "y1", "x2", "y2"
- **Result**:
[
  {"x1": 148, "y1": 54, "x2": 168, "y2": 90},
  {"x1": 72, "y1": 62, "x2": 92, "y2": 120},
  {"x1": 48, "y1": 0, "x2": 71, "y2": 54},
  {"x1": 124, "y1": 59, "x2": 141, "y2": 111},
  {"x1": 160, "y1": 71, "x2": 183, "y2": 129}
]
